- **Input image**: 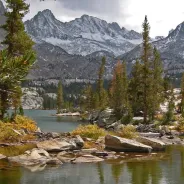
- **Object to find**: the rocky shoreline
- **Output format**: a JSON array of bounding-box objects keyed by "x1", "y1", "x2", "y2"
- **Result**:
[{"x1": 0, "y1": 128, "x2": 183, "y2": 172}]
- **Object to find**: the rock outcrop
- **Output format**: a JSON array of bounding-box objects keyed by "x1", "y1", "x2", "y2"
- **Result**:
[
  {"x1": 105, "y1": 135, "x2": 152, "y2": 153},
  {"x1": 136, "y1": 136, "x2": 166, "y2": 151}
]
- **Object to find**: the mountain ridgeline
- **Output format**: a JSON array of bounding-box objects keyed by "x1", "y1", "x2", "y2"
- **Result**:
[{"x1": 0, "y1": 1, "x2": 184, "y2": 80}]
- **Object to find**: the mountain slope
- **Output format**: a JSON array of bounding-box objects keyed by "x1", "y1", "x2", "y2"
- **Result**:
[
  {"x1": 28, "y1": 41, "x2": 116, "y2": 80},
  {"x1": 25, "y1": 10, "x2": 142, "y2": 56},
  {"x1": 120, "y1": 22, "x2": 184, "y2": 75}
]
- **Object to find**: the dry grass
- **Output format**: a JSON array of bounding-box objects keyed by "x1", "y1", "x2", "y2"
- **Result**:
[
  {"x1": 0, "y1": 115, "x2": 38, "y2": 142},
  {"x1": 71, "y1": 124, "x2": 107, "y2": 140},
  {"x1": 117, "y1": 125, "x2": 138, "y2": 139},
  {"x1": 83, "y1": 141, "x2": 104, "y2": 151}
]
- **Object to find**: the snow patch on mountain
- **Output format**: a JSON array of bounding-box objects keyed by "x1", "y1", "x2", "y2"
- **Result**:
[{"x1": 25, "y1": 10, "x2": 142, "y2": 56}]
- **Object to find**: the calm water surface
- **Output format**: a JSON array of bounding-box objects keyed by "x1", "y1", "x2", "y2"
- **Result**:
[
  {"x1": 0, "y1": 146, "x2": 184, "y2": 184},
  {"x1": 23, "y1": 110, "x2": 84, "y2": 132},
  {"x1": 2, "y1": 110, "x2": 184, "y2": 184}
]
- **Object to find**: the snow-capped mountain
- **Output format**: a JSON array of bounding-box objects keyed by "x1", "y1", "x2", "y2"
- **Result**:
[
  {"x1": 25, "y1": 10, "x2": 142, "y2": 56},
  {"x1": 120, "y1": 21, "x2": 184, "y2": 75}
]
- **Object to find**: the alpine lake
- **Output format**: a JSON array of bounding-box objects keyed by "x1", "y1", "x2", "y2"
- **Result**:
[{"x1": 0, "y1": 110, "x2": 184, "y2": 184}]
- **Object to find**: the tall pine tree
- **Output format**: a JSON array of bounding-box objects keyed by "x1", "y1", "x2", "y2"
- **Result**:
[
  {"x1": 1, "y1": 0, "x2": 34, "y2": 56},
  {"x1": 129, "y1": 60, "x2": 144, "y2": 116},
  {"x1": 97, "y1": 57, "x2": 108, "y2": 110},
  {"x1": 110, "y1": 61, "x2": 131, "y2": 121},
  {"x1": 149, "y1": 47, "x2": 164, "y2": 120},
  {"x1": 141, "y1": 16, "x2": 152, "y2": 124}
]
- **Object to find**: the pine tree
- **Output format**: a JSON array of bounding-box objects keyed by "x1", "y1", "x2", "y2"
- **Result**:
[
  {"x1": 0, "y1": 1, "x2": 35, "y2": 120},
  {"x1": 181, "y1": 73, "x2": 184, "y2": 117},
  {"x1": 56, "y1": 81, "x2": 63, "y2": 114},
  {"x1": 163, "y1": 86, "x2": 175, "y2": 124},
  {"x1": 141, "y1": 16, "x2": 152, "y2": 124},
  {"x1": 1, "y1": 0, "x2": 34, "y2": 56},
  {"x1": 150, "y1": 47, "x2": 164, "y2": 119},
  {"x1": 129, "y1": 60, "x2": 144, "y2": 115},
  {"x1": 83, "y1": 84, "x2": 93, "y2": 111},
  {"x1": 97, "y1": 56, "x2": 108, "y2": 110},
  {"x1": 110, "y1": 61, "x2": 131, "y2": 121},
  {"x1": 11, "y1": 85, "x2": 22, "y2": 115}
]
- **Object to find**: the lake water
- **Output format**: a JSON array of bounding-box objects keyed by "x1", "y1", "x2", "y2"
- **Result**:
[
  {"x1": 1, "y1": 110, "x2": 184, "y2": 184},
  {"x1": 0, "y1": 146, "x2": 184, "y2": 184},
  {"x1": 23, "y1": 110, "x2": 84, "y2": 133}
]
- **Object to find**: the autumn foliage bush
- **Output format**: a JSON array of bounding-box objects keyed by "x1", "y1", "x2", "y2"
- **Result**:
[{"x1": 0, "y1": 115, "x2": 37, "y2": 142}]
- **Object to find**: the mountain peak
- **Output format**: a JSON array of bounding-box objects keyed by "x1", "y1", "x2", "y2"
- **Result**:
[
  {"x1": 37, "y1": 9, "x2": 55, "y2": 18},
  {"x1": 167, "y1": 21, "x2": 184, "y2": 40}
]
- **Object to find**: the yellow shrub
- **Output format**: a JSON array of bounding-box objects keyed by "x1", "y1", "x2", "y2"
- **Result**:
[
  {"x1": 175, "y1": 117, "x2": 184, "y2": 132},
  {"x1": 0, "y1": 126, "x2": 20, "y2": 142},
  {"x1": 0, "y1": 144, "x2": 36, "y2": 156},
  {"x1": 117, "y1": 125, "x2": 138, "y2": 139},
  {"x1": 71, "y1": 124, "x2": 107, "y2": 140},
  {"x1": 14, "y1": 115, "x2": 37, "y2": 132},
  {"x1": 0, "y1": 115, "x2": 38, "y2": 142}
]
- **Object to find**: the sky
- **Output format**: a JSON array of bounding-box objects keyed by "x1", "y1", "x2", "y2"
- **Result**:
[{"x1": 23, "y1": 0, "x2": 184, "y2": 37}]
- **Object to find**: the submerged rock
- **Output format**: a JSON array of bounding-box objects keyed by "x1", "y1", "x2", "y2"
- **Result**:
[
  {"x1": 72, "y1": 155, "x2": 104, "y2": 163},
  {"x1": 8, "y1": 148, "x2": 62, "y2": 167},
  {"x1": 136, "y1": 136, "x2": 166, "y2": 151},
  {"x1": 0, "y1": 154, "x2": 6, "y2": 160},
  {"x1": 57, "y1": 151, "x2": 76, "y2": 163},
  {"x1": 105, "y1": 135, "x2": 152, "y2": 153}
]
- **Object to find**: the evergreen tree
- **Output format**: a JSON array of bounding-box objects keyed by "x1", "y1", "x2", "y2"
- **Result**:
[
  {"x1": 0, "y1": 0, "x2": 35, "y2": 120},
  {"x1": 0, "y1": 50, "x2": 35, "y2": 119},
  {"x1": 163, "y1": 87, "x2": 175, "y2": 124},
  {"x1": 141, "y1": 15, "x2": 152, "y2": 124},
  {"x1": 1, "y1": 0, "x2": 34, "y2": 56},
  {"x1": 110, "y1": 61, "x2": 131, "y2": 121},
  {"x1": 129, "y1": 60, "x2": 144, "y2": 115},
  {"x1": 181, "y1": 73, "x2": 184, "y2": 117},
  {"x1": 83, "y1": 84, "x2": 93, "y2": 111},
  {"x1": 149, "y1": 47, "x2": 164, "y2": 120},
  {"x1": 11, "y1": 85, "x2": 22, "y2": 115},
  {"x1": 56, "y1": 81, "x2": 63, "y2": 114},
  {"x1": 97, "y1": 56, "x2": 108, "y2": 110}
]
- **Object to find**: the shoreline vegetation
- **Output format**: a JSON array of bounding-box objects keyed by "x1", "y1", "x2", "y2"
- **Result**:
[
  {"x1": 0, "y1": 0, "x2": 184, "y2": 176},
  {"x1": 0, "y1": 113, "x2": 183, "y2": 172}
]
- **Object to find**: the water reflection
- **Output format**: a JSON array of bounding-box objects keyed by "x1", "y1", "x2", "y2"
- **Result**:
[
  {"x1": 127, "y1": 161, "x2": 162, "y2": 184},
  {"x1": 111, "y1": 164, "x2": 124, "y2": 184},
  {"x1": 0, "y1": 146, "x2": 184, "y2": 184},
  {"x1": 97, "y1": 163, "x2": 105, "y2": 184}
]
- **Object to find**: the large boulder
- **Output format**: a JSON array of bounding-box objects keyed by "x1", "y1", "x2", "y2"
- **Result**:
[
  {"x1": 37, "y1": 139, "x2": 76, "y2": 152},
  {"x1": 105, "y1": 135, "x2": 152, "y2": 153},
  {"x1": 136, "y1": 136, "x2": 166, "y2": 151}
]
